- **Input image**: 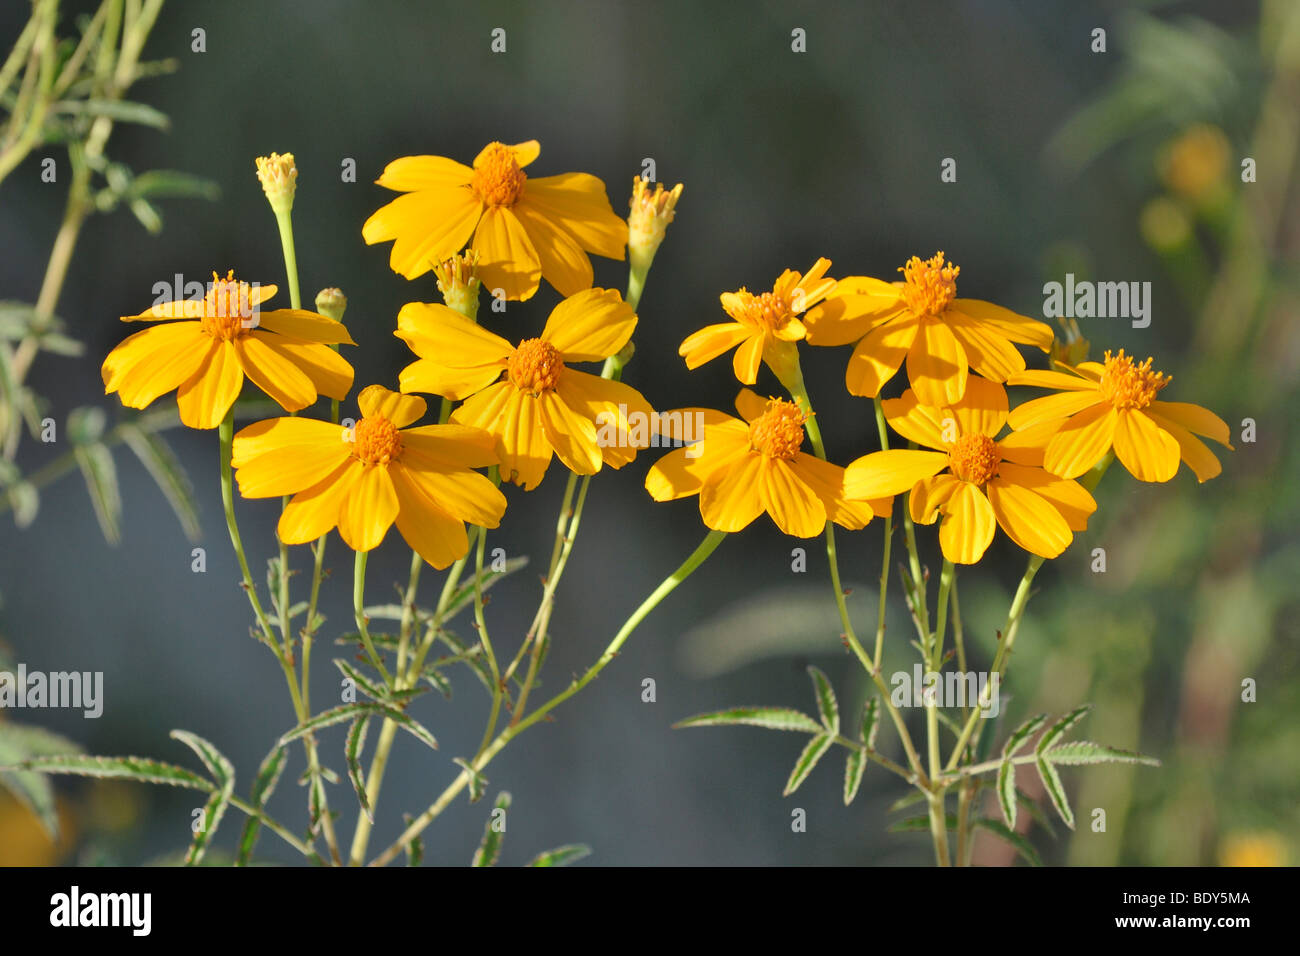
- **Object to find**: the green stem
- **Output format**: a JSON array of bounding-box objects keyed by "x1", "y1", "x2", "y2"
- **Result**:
[
  {"x1": 872, "y1": 396, "x2": 893, "y2": 670},
  {"x1": 352, "y1": 550, "x2": 392, "y2": 686}
]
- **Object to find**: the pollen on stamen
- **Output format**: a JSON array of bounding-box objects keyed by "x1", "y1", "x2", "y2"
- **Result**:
[
  {"x1": 948, "y1": 433, "x2": 1000, "y2": 485},
  {"x1": 352, "y1": 415, "x2": 403, "y2": 465},
  {"x1": 508, "y1": 338, "x2": 564, "y2": 394},
  {"x1": 201, "y1": 269, "x2": 256, "y2": 341},
  {"x1": 730, "y1": 289, "x2": 794, "y2": 334},
  {"x1": 1098, "y1": 349, "x2": 1170, "y2": 410},
  {"x1": 471, "y1": 143, "x2": 526, "y2": 207},
  {"x1": 748, "y1": 399, "x2": 807, "y2": 460},
  {"x1": 900, "y1": 252, "x2": 959, "y2": 318}
]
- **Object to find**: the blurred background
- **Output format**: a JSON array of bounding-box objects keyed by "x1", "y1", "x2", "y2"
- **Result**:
[{"x1": 0, "y1": 0, "x2": 1295, "y2": 866}]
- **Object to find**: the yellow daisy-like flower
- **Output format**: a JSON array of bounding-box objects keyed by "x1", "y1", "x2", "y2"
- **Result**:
[
  {"x1": 361, "y1": 140, "x2": 628, "y2": 300},
  {"x1": 231, "y1": 385, "x2": 505, "y2": 569},
  {"x1": 1006, "y1": 350, "x2": 1233, "y2": 483},
  {"x1": 646, "y1": 389, "x2": 890, "y2": 537},
  {"x1": 395, "y1": 288, "x2": 653, "y2": 490},
  {"x1": 102, "y1": 270, "x2": 355, "y2": 429},
  {"x1": 844, "y1": 377, "x2": 1096, "y2": 565},
  {"x1": 802, "y1": 251, "x2": 1055, "y2": 407},
  {"x1": 678, "y1": 258, "x2": 836, "y2": 385}
]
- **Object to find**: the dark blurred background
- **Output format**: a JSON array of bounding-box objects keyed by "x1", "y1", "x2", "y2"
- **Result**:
[{"x1": 1, "y1": 0, "x2": 1295, "y2": 866}]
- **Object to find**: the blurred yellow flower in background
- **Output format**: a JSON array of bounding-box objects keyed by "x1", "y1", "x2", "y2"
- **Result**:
[
  {"x1": 1218, "y1": 831, "x2": 1289, "y2": 867},
  {"x1": 102, "y1": 271, "x2": 355, "y2": 429},
  {"x1": 362, "y1": 140, "x2": 627, "y2": 300},
  {"x1": 232, "y1": 385, "x2": 505, "y2": 568}
]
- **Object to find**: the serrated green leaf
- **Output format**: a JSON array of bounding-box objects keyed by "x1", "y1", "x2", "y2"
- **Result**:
[
  {"x1": 168, "y1": 731, "x2": 235, "y2": 867},
  {"x1": 783, "y1": 733, "x2": 833, "y2": 796},
  {"x1": 333, "y1": 659, "x2": 426, "y2": 706},
  {"x1": 443, "y1": 555, "x2": 529, "y2": 621},
  {"x1": 1002, "y1": 713, "x2": 1048, "y2": 759},
  {"x1": 4, "y1": 753, "x2": 212, "y2": 790},
  {"x1": 806, "y1": 666, "x2": 839, "y2": 734},
  {"x1": 526, "y1": 844, "x2": 591, "y2": 867},
  {"x1": 346, "y1": 715, "x2": 372, "y2": 824},
  {"x1": 278, "y1": 703, "x2": 437, "y2": 753},
  {"x1": 472, "y1": 791, "x2": 511, "y2": 867},
  {"x1": 74, "y1": 442, "x2": 121, "y2": 544},
  {"x1": 843, "y1": 748, "x2": 866, "y2": 806},
  {"x1": 860, "y1": 697, "x2": 880, "y2": 750},
  {"x1": 119, "y1": 425, "x2": 200, "y2": 540},
  {"x1": 1036, "y1": 705, "x2": 1091, "y2": 756},
  {"x1": 974, "y1": 818, "x2": 1042, "y2": 866},
  {"x1": 236, "y1": 742, "x2": 289, "y2": 866},
  {"x1": 1044, "y1": 740, "x2": 1160, "y2": 767},
  {"x1": 1036, "y1": 755, "x2": 1074, "y2": 829},
  {"x1": 454, "y1": 758, "x2": 487, "y2": 803},
  {"x1": 674, "y1": 707, "x2": 823, "y2": 734},
  {"x1": 168, "y1": 730, "x2": 233, "y2": 788},
  {"x1": 997, "y1": 760, "x2": 1016, "y2": 829},
  {"x1": 0, "y1": 724, "x2": 82, "y2": 838},
  {"x1": 422, "y1": 668, "x2": 453, "y2": 699}
]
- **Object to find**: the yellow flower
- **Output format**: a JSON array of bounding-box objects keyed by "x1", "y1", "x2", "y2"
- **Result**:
[
  {"x1": 395, "y1": 288, "x2": 653, "y2": 490},
  {"x1": 803, "y1": 251, "x2": 1054, "y2": 407},
  {"x1": 102, "y1": 270, "x2": 355, "y2": 429},
  {"x1": 1006, "y1": 350, "x2": 1233, "y2": 483},
  {"x1": 844, "y1": 377, "x2": 1096, "y2": 565},
  {"x1": 361, "y1": 140, "x2": 627, "y2": 300},
  {"x1": 1219, "y1": 831, "x2": 1288, "y2": 867},
  {"x1": 231, "y1": 385, "x2": 505, "y2": 569},
  {"x1": 646, "y1": 390, "x2": 889, "y2": 537},
  {"x1": 679, "y1": 258, "x2": 836, "y2": 385}
]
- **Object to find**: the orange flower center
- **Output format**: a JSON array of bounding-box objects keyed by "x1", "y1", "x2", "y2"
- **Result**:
[
  {"x1": 731, "y1": 289, "x2": 795, "y2": 333},
  {"x1": 948, "y1": 433, "x2": 1000, "y2": 485},
  {"x1": 508, "y1": 338, "x2": 563, "y2": 393},
  {"x1": 748, "y1": 399, "x2": 807, "y2": 460},
  {"x1": 201, "y1": 270, "x2": 256, "y2": 341},
  {"x1": 353, "y1": 415, "x2": 403, "y2": 465},
  {"x1": 900, "y1": 252, "x2": 959, "y2": 318},
  {"x1": 471, "y1": 142, "x2": 526, "y2": 206},
  {"x1": 1098, "y1": 349, "x2": 1169, "y2": 410}
]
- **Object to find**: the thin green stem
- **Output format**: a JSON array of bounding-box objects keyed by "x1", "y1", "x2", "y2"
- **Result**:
[
  {"x1": 352, "y1": 550, "x2": 392, "y2": 686},
  {"x1": 872, "y1": 396, "x2": 893, "y2": 670}
]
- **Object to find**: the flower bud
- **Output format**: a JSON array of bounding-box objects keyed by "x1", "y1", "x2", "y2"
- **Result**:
[
  {"x1": 433, "y1": 249, "x2": 482, "y2": 321},
  {"x1": 255, "y1": 152, "x2": 298, "y2": 213},
  {"x1": 628, "y1": 177, "x2": 683, "y2": 274},
  {"x1": 314, "y1": 287, "x2": 348, "y2": 323}
]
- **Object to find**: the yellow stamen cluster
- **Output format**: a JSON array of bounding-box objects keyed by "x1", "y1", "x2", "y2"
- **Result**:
[
  {"x1": 900, "y1": 252, "x2": 959, "y2": 318},
  {"x1": 254, "y1": 152, "x2": 298, "y2": 209},
  {"x1": 201, "y1": 270, "x2": 255, "y2": 341},
  {"x1": 434, "y1": 249, "x2": 482, "y2": 320},
  {"x1": 471, "y1": 143, "x2": 526, "y2": 207},
  {"x1": 948, "y1": 432, "x2": 1000, "y2": 485},
  {"x1": 730, "y1": 289, "x2": 795, "y2": 334},
  {"x1": 1098, "y1": 349, "x2": 1169, "y2": 410},
  {"x1": 628, "y1": 177, "x2": 683, "y2": 271},
  {"x1": 748, "y1": 399, "x2": 807, "y2": 460},
  {"x1": 352, "y1": 415, "x2": 403, "y2": 465},
  {"x1": 508, "y1": 338, "x2": 563, "y2": 394}
]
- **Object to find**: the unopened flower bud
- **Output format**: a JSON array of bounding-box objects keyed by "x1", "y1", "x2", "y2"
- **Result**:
[
  {"x1": 433, "y1": 249, "x2": 482, "y2": 321},
  {"x1": 315, "y1": 287, "x2": 348, "y2": 323},
  {"x1": 255, "y1": 152, "x2": 298, "y2": 213},
  {"x1": 628, "y1": 177, "x2": 683, "y2": 274}
]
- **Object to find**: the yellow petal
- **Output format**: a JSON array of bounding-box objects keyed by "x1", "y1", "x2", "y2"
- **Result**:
[
  {"x1": 390, "y1": 461, "x2": 506, "y2": 528},
  {"x1": 401, "y1": 424, "x2": 499, "y2": 469},
  {"x1": 986, "y1": 479, "x2": 1072, "y2": 558},
  {"x1": 1144, "y1": 411, "x2": 1222, "y2": 482},
  {"x1": 476, "y1": 139, "x2": 540, "y2": 169},
  {"x1": 949, "y1": 299, "x2": 1054, "y2": 350},
  {"x1": 486, "y1": 388, "x2": 551, "y2": 490},
  {"x1": 363, "y1": 189, "x2": 481, "y2": 279},
  {"x1": 909, "y1": 473, "x2": 961, "y2": 524},
  {"x1": 680, "y1": 322, "x2": 750, "y2": 369},
  {"x1": 946, "y1": 311, "x2": 1027, "y2": 382},
  {"x1": 1007, "y1": 389, "x2": 1103, "y2": 431},
  {"x1": 537, "y1": 391, "x2": 602, "y2": 475},
  {"x1": 255, "y1": 309, "x2": 355, "y2": 345},
  {"x1": 645, "y1": 420, "x2": 749, "y2": 501},
  {"x1": 396, "y1": 301, "x2": 514, "y2": 369},
  {"x1": 845, "y1": 316, "x2": 918, "y2": 397},
  {"x1": 510, "y1": 200, "x2": 594, "y2": 296},
  {"x1": 1148, "y1": 400, "x2": 1232, "y2": 446},
  {"x1": 541, "y1": 287, "x2": 635, "y2": 361},
  {"x1": 997, "y1": 419, "x2": 1060, "y2": 467},
  {"x1": 995, "y1": 462, "x2": 1097, "y2": 531},
  {"x1": 399, "y1": 358, "x2": 502, "y2": 402},
  {"x1": 906, "y1": 317, "x2": 968, "y2": 407},
  {"x1": 791, "y1": 453, "x2": 886, "y2": 530},
  {"x1": 556, "y1": 369, "x2": 654, "y2": 467},
  {"x1": 699, "y1": 452, "x2": 765, "y2": 532},
  {"x1": 473, "y1": 206, "x2": 542, "y2": 300},
  {"x1": 1044, "y1": 404, "x2": 1117, "y2": 479},
  {"x1": 948, "y1": 375, "x2": 1008, "y2": 438},
  {"x1": 881, "y1": 390, "x2": 948, "y2": 450},
  {"x1": 518, "y1": 172, "x2": 627, "y2": 259},
  {"x1": 262, "y1": 339, "x2": 353, "y2": 401},
  {"x1": 338, "y1": 464, "x2": 399, "y2": 552},
  {"x1": 1005, "y1": 368, "x2": 1095, "y2": 391},
  {"x1": 734, "y1": 388, "x2": 768, "y2": 423},
  {"x1": 176, "y1": 341, "x2": 244, "y2": 429},
  {"x1": 938, "y1": 482, "x2": 996, "y2": 565},
  {"x1": 358, "y1": 384, "x2": 427, "y2": 428},
  {"x1": 236, "y1": 334, "x2": 318, "y2": 412},
  {"x1": 1112, "y1": 409, "x2": 1180, "y2": 482},
  {"x1": 106, "y1": 323, "x2": 213, "y2": 408},
  {"x1": 233, "y1": 433, "x2": 352, "y2": 498},
  {"x1": 233, "y1": 416, "x2": 347, "y2": 468},
  {"x1": 389, "y1": 466, "x2": 470, "y2": 569},
  {"x1": 760, "y1": 458, "x2": 827, "y2": 537},
  {"x1": 374, "y1": 155, "x2": 473, "y2": 192},
  {"x1": 844, "y1": 449, "x2": 948, "y2": 499},
  {"x1": 732, "y1": 331, "x2": 764, "y2": 385},
  {"x1": 803, "y1": 288, "x2": 905, "y2": 346},
  {"x1": 279, "y1": 459, "x2": 361, "y2": 544}
]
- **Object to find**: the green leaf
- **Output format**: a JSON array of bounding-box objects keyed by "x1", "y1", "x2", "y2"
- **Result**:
[
  {"x1": 129, "y1": 198, "x2": 163, "y2": 234},
  {"x1": 236, "y1": 742, "x2": 289, "y2": 866},
  {"x1": 526, "y1": 844, "x2": 591, "y2": 867},
  {"x1": 974, "y1": 819, "x2": 1042, "y2": 866},
  {"x1": 402, "y1": 813, "x2": 423, "y2": 867},
  {"x1": 472, "y1": 791, "x2": 511, "y2": 867},
  {"x1": 1044, "y1": 741, "x2": 1160, "y2": 767},
  {"x1": 1036, "y1": 755, "x2": 1074, "y2": 829},
  {"x1": 422, "y1": 668, "x2": 453, "y2": 699},
  {"x1": 70, "y1": 98, "x2": 170, "y2": 128},
  {"x1": 3, "y1": 753, "x2": 212, "y2": 790},
  {"x1": 443, "y1": 555, "x2": 529, "y2": 621},
  {"x1": 783, "y1": 733, "x2": 833, "y2": 796},
  {"x1": 674, "y1": 707, "x2": 823, "y2": 734},
  {"x1": 119, "y1": 425, "x2": 200, "y2": 540},
  {"x1": 346, "y1": 716, "x2": 372, "y2": 824},
  {"x1": 127, "y1": 169, "x2": 220, "y2": 202},
  {"x1": 843, "y1": 748, "x2": 866, "y2": 806},
  {"x1": 66, "y1": 407, "x2": 106, "y2": 445},
  {"x1": 887, "y1": 790, "x2": 927, "y2": 813},
  {"x1": 453, "y1": 758, "x2": 487, "y2": 803},
  {"x1": 8, "y1": 481, "x2": 38, "y2": 528},
  {"x1": 0, "y1": 724, "x2": 82, "y2": 838},
  {"x1": 34, "y1": 332, "x2": 84, "y2": 357},
  {"x1": 1002, "y1": 713, "x2": 1048, "y2": 759},
  {"x1": 1016, "y1": 788, "x2": 1057, "y2": 836},
  {"x1": 74, "y1": 442, "x2": 121, "y2": 544},
  {"x1": 860, "y1": 697, "x2": 880, "y2": 750},
  {"x1": 1035, "y1": 705, "x2": 1091, "y2": 756},
  {"x1": 806, "y1": 666, "x2": 839, "y2": 735},
  {"x1": 278, "y1": 703, "x2": 438, "y2": 753},
  {"x1": 333, "y1": 659, "x2": 427, "y2": 706},
  {"x1": 168, "y1": 731, "x2": 235, "y2": 867},
  {"x1": 997, "y1": 760, "x2": 1016, "y2": 829},
  {"x1": 889, "y1": 813, "x2": 956, "y2": 833}
]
